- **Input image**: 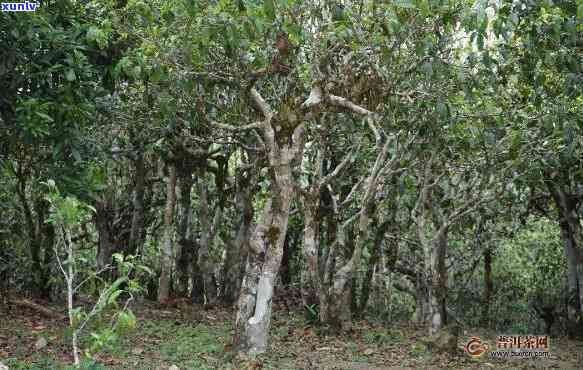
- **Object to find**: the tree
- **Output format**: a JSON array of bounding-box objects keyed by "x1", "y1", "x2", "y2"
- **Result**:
[{"x1": 0, "y1": 1, "x2": 112, "y2": 296}]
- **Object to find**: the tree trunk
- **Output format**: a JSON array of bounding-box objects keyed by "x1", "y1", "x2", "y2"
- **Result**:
[
  {"x1": 95, "y1": 198, "x2": 116, "y2": 272},
  {"x1": 234, "y1": 164, "x2": 294, "y2": 353},
  {"x1": 197, "y1": 170, "x2": 222, "y2": 304},
  {"x1": 233, "y1": 92, "x2": 303, "y2": 352},
  {"x1": 548, "y1": 182, "x2": 583, "y2": 319},
  {"x1": 427, "y1": 231, "x2": 448, "y2": 334},
  {"x1": 16, "y1": 176, "x2": 53, "y2": 297},
  {"x1": 158, "y1": 164, "x2": 177, "y2": 304},
  {"x1": 221, "y1": 177, "x2": 254, "y2": 305},
  {"x1": 326, "y1": 211, "x2": 369, "y2": 330},
  {"x1": 323, "y1": 138, "x2": 392, "y2": 327},
  {"x1": 561, "y1": 222, "x2": 581, "y2": 319},
  {"x1": 175, "y1": 170, "x2": 194, "y2": 297},
  {"x1": 414, "y1": 275, "x2": 431, "y2": 325},
  {"x1": 191, "y1": 257, "x2": 205, "y2": 304},
  {"x1": 359, "y1": 219, "x2": 390, "y2": 315},
  {"x1": 482, "y1": 246, "x2": 492, "y2": 326},
  {"x1": 318, "y1": 209, "x2": 338, "y2": 324},
  {"x1": 414, "y1": 156, "x2": 449, "y2": 334},
  {"x1": 301, "y1": 193, "x2": 320, "y2": 309},
  {"x1": 280, "y1": 230, "x2": 297, "y2": 286},
  {"x1": 128, "y1": 152, "x2": 146, "y2": 256}
]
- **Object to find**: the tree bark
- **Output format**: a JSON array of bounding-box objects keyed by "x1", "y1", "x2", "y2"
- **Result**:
[
  {"x1": 235, "y1": 163, "x2": 295, "y2": 353},
  {"x1": 482, "y1": 245, "x2": 492, "y2": 326},
  {"x1": 197, "y1": 170, "x2": 222, "y2": 304},
  {"x1": 128, "y1": 152, "x2": 146, "y2": 256},
  {"x1": 301, "y1": 192, "x2": 320, "y2": 309},
  {"x1": 95, "y1": 198, "x2": 116, "y2": 272},
  {"x1": 414, "y1": 274, "x2": 431, "y2": 325},
  {"x1": 15, "y1": 174, "x2": 53, "y2": 297},
  {"x1": 158, "y1": 163, "x2": 177, "y2": 304},
  {"x1": 414, "y1": 157, "x2": 448, "y2": 334},
  {"x1": 547, "y1": 181, "x2": 583, "y2": 319},
  {"x1": 427, "y1": 230, "x2": 448, "y2": 333},
  {"x1": 221, "y1": 171, "x2": 254, "y2": 305},
  {"x1": 175, "y1": 169, "x2": 194, "y2": 297},
  {"x1": 233, "y1": 88, "x2": 303, "y2": 354},
  {"x1": 323, "y1": 137, "x2": 392, "y2": 327},
  {"x1": 359, "y1": 219, "x2": 390, "y2": 315},
  {"x1": 560, "y1": 222, "x2": 581, "y2": 321},
  {"x1": 300, "y1": 139, "x2": 356, "y2": 318}
]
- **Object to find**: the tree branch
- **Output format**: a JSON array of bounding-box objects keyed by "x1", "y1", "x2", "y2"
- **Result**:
[
  {"x1": 327, "y1": 94, "x2": 378, "y2": 117},
  {"x1": 250, "y1": 88, "x2": 273, "y2": 119},
  {"x1": 209, "y1": 121, "x2": 264, "y2": 132},
  {"x1": 320, "y1": 142, "x2": 360, "y2": 187}
]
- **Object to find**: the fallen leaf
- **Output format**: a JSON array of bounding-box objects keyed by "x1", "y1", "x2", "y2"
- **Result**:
[
  {"x1": 132, "y1": 347, "x2": 145, "y2": 355},
  {"x1": 363, "y1": 348, "x2": 375, "y2": 356},
  {"x1": 34, "y1": 337, "x2": 48, "y2": 350}
]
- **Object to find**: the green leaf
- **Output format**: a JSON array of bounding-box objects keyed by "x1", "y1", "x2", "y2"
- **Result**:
[
  {"x1": 65, "y1": 69, "x2": 76, "y2": 81},
  {"x1": 137, "y1": 265, "x2": 154, "y2": 276},
  {"x1": 132, "y1": 66, "x2": 142, "y2": 79},
  {"x1": 264, "y1": 0, "x2": 275, "y2": 21},
  {"x1": 421, "y1": 61, "x2": 433, "y2": 77},
  {"x1": 477, "y1": 34, "x2": 484, "y2": 50},
  {"x1": 112, "y1": 253, "x2": 124, "y2": 264},
  {"x1": 393, "y1": 0, "x2": 417, "y2": 9},
  {"x1": 107, "y1": 290, "x2": 124, "y2": 305},
  {"x1": 72, "y1": 148, "x2": 81, "y2": 162},
  {"x1": 436, "y1": 102, "x2": 448, "y2": 119},
  {"x1": 35, "y1": 112, "x2": 54, "y2": 122}
]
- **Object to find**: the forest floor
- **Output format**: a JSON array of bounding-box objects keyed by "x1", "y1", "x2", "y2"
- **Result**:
[{"x1": 1, "y1": 298, "x2": 583, "y2": 369}]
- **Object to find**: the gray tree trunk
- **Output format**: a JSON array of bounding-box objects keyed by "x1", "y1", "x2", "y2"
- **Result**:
[
  {"x1": 221, "y1": 172, "x2": 254, "y2": 305},
  {"x1": 128, "y1": 153, "x2": 146, "y2": 256},
  {"x1": 414, "y1": 275, "x2": 431, "y2": 325},
  {"x1": 158, "y1": 164, "x2": 177, "y2": 304},
  {"x1": 548, "y1": 182, "x2": 583, "y2": 319},
  {"x1": 426, "y1": 231, "x2": 448, "y2": 334},
  {"x1": 197, "y1": 170, "x2": 222, "y2": 304},
  {"x1": 359, "y1": 219, "x2": 390, "y2": 315},
  {"x1": 323, "y1": 137, "x2": 393, "y2": 327},
  {"x1": 233, "y1": 88, "x2": 304, "y2": 354},
  {"x1": 301, "y1": 193, "x2": 320, "y2": 308},
  {"x1": 235, "y1": 161, "x2": 295, "y2": 353},
  {"x1": 175, "y1": 170, "x2": 194, "y2": 297},
  {"x1": 95, "y1": 198, "x2": 115, "y2": 272}
]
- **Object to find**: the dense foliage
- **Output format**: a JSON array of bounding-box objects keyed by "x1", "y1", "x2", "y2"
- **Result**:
[{"x1": 1, "y1": 0, "x2": 582, "y2": 365}]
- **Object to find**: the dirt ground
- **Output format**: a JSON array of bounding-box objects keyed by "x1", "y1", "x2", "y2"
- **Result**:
[{"x1": 1, "y1": 298, "x2": 582, "y2": 369}]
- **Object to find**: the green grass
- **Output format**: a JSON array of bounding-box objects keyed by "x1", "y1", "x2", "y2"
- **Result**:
[
  {"x1": 2, "y1": 308, "x2": 233, "y2": 369},
  {"x1": 111, "y1": 318, "x2": 232, "y2": 368}
]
